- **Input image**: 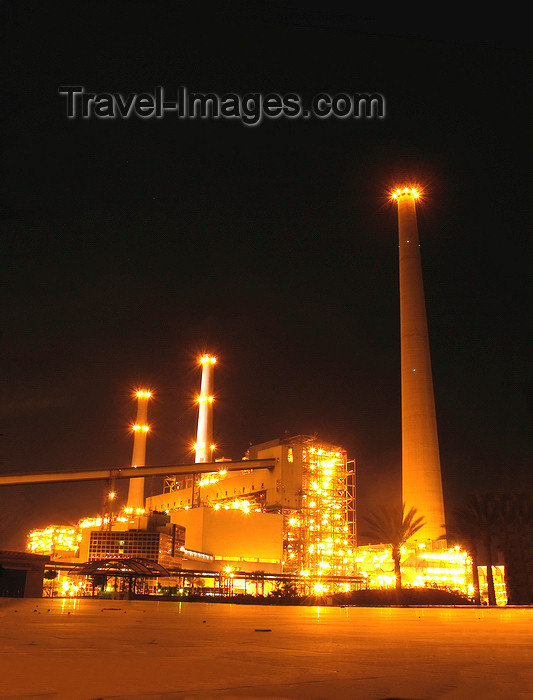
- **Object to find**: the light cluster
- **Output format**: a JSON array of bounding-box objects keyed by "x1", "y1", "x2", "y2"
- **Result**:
[
  {"x1": 78, "y1": 515, "x2": 129, "y2": 529},
  {"x1": 199, "y1": 469, "x2": 226, "y2": 487},
  {"x1": 285, "y1": 445, "x2": 354, "y2": 578},
  {"x1": 194, "y1": 442, "x2": 216, "y2": 452},
  {"x1": 27, "y1": 526, "x2": 81, "y2": 555},
  {"x1": 392, "y1": 187, "x2": 420, "y2": 199},
  {"x1": 354, "y1": 544, "x2": 474, "y2": 595},
  {"x1": 213, "y1": 499, "x2": 262, "y2": 514},
  {"x1": 135, "y1": 390, "x2": 152, "y2": 399}
]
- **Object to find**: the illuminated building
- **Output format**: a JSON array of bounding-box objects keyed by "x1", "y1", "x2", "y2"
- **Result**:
[
  {"x1": 163, "y1": 506, "x2": 283, "y2": 575},
  {"x1": 147, "y1": 435, "x2": 356, "y2": 580},
  {"x1": 126, "y1": 389, "x2": 151, "y2": 510},
  {"x1": 393, "y1": 187, "x2": 446, "y2": 543},
  {"x1": 76, "y1": 511, "x2": 182, "y2": 563},
  {"x1": 27, "y1": 526, "x2": 81, "y2": 559},
  {"x1": 87, "y1": 525, "x2": 185, "y2": 569},
  {"x1": 353, "y1": 542, "x2": 482, "y2": 597}
]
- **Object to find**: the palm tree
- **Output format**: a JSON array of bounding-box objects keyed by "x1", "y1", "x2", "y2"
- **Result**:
[
  {"x1": 447, "y1": 493, "x2": 499, "y2": 605},
  {"x1": 363, "y1": 503, "x2": 425, "y2": 592},
  {"x1": 494, "y1": 491, "x2": 533, "y2": 605}
]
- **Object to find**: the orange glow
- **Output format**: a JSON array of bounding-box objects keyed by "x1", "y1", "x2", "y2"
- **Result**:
[
  {"x1": 353, "y1": 544, "x2": 486, "y2": 599},
  {"x1": 132, "y1": 424, "x2": 150, "y2": 432},
  {"x1": 27, "y1": 526, "x2": 80, "y2": 554},
  {"x1": 283, "y1": 443, "x2": 353, "y2": 581},
  {"x1": 135, "y1": 390, "x2": 152, "y2": 399},
  {"x1": 196, "y1": 395, "x2": 214, "y2": 403},
  {"x1": 200, "y1": 355, "x2": 217, "y2": 365},
  {"x1": 391, "y1": 186, "x2": 421, "y2": 200}
]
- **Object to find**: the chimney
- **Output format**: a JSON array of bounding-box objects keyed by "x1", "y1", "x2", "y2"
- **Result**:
[{"x1": 126, "y1": 389, "x2": 151, "y2": 510}]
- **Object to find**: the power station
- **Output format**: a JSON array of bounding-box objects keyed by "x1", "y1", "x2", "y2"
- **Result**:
[
  {"x1": 150, "y1": 428, "x2": 356, "y2": 578},
  {"x1": 2, "y1": 187, "x2": 496, "y2": 600}
]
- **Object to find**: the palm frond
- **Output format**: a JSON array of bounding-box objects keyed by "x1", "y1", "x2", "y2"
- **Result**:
[{"x1": 363, "y1": 502, "x2": 426, "y2": 548}]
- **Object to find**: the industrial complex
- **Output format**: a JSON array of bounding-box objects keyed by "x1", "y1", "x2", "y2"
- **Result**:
[{"x1": 1, "y1": 188, "x2": 509, "y2": 603}]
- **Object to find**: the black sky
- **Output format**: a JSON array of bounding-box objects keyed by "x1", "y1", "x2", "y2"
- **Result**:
[{"x1": 1, "y1": 2, "x2": 531, "y2": 548}]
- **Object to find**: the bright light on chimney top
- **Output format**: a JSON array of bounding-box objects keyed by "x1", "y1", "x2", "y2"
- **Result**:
[{"x1": 391, "y1": 187, "x2": 420, "y2": 200}]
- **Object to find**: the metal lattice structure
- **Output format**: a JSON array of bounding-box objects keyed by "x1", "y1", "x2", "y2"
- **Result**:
[{"x1": 283, "y1": 439, "x2": 356, "y2": 577}]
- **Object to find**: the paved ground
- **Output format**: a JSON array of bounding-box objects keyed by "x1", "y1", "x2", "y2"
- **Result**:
[{"x1": 0, "y1": 598, "x2": 531, "y2": 699}]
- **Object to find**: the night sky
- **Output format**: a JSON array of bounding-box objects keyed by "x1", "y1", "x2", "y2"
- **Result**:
[{"x1": 1, "y1": 3, "x2": 531, "y2": 549}]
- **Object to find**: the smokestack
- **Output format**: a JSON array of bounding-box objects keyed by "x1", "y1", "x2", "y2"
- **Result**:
[
  {"x1": 195, "y1": 355, "x2": 216, "y2": 463},
  {"x1": 126, "y1": 389, "x2": 151, "y2": 510},
  {"x1": 393, "y1": 187, "x2": 446, "y2": 543}
]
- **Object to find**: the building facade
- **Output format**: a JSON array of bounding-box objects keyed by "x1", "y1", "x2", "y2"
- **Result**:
[{"x1": 146, "y1": 435, "x2": 356, "y2": 577}]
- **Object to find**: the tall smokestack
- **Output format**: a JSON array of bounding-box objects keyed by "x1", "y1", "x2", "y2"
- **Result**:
[
  {"x1": 126, "y1": 389, "x2": 151, "y2": 510},
  {"x1": 195, "y1": 355, "x2": 216, "y2": 463},
  {"x1": 393, "y1": 187, "x2": 446, "y2": 542}
]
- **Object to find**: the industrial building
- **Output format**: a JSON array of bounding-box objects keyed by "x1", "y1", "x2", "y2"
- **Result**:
[
  {"x1": 15, "y1": 186, "x2": 508, "y2": 602},
  {"x1": 83, "y1": 518, "x2": 185, "y2": 569},
  {"x1": 147, "y1": 434, "x2": 356, "y2": 578},
  {"x1": 25, "y1": 424, "x2": 358, "y2": 592}
]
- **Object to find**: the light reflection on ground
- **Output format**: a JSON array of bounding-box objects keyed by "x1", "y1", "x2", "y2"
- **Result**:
[{"x1": 0, "y1": 598, "x2": 531, "y2": 698}]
